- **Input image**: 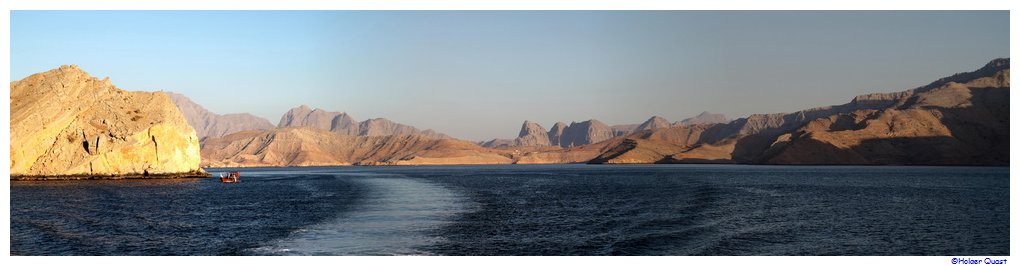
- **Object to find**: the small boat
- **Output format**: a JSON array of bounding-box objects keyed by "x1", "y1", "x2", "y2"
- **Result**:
[{"x1": 220, "y1": 171, "x2": 240, "y2": 183}]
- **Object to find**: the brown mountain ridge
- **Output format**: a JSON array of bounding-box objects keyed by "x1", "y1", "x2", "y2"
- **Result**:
[
  {"x1": 595, "y1": 58, "x2": 1009, "y2": 165},
  {"x1": 201, "y1": 59, "x2": 1007, "y2": 166}
]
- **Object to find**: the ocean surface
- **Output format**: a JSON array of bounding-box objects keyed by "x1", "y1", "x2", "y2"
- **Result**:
[{"x1": 10, "y1": 164, "x2": 1009, "y2": 255}]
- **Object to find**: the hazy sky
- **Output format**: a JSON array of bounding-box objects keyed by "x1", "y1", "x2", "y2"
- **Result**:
[{"x1": 10, "y1": 11, "x2": 1009, "y2": 141}]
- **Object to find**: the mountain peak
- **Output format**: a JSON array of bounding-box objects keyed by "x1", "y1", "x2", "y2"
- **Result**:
[
  {"x1": 636, "y1": 116, "x2": 671, "y2": 131},
  {"x1": 513, "y1": 120, "x2": 552, "y2": 146},
  {"x1": 984, "y1": 58, "x2": 1009, "y2": 70},
  {"x1": 518, "y1": 120, "x2": 548, "y2": 138},
  {"x1": 916, "y1": 58, "x2": 1011, "y2": 93},
  {"x1": 678, "y1": 112, "x2": 729, "y2": 126}
]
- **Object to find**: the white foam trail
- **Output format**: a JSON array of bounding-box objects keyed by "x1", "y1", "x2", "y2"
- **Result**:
[{"x1": 251, "y1": 177, "x2": 471, "y2": 255}]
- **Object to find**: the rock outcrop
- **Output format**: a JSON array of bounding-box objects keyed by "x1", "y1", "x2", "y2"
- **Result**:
[
  {"x1": 167, "y1": 92, "x2": 275, "y2": 140},
  {"x1": 559, "y1": 119, "x2": 615, "y2": 148},
  {"x1": 547, "y1": 122, "x2": 568, "y2": 147},
  {"x1": 10, "y1": 65, "x2": 205, "y2": 179},
  {"x1": 483, "y1": 119, "x2": 621, "y2": 148},
  {"x1": 514, "y1": 121, "x2": 552, "y2": 146}
]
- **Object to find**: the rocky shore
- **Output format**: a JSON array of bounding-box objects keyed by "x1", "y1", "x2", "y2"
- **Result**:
[{"x1": 11, "y1": 170, "x2": 211, "y2": 181}]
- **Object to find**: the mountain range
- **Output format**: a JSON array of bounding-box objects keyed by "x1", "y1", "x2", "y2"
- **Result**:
[
  {"x1": 593, "y1": 58, "x2": 1009, "y2": 165},
  {"x1": 11, "y1": 58, "x2": 1009, "y2": 173},
  {"x1": 482, "y1": 112, "x2": 730, "y2": 149},
  {"x1": 197, "y1": 58, "x2": 1009, "y2": 166},
  {"x1": 276, "y1": 105, "x2": 450, "y2": 139},
  {"x1": 167, "y1": 92, "x2": 275, "y2": 140}
]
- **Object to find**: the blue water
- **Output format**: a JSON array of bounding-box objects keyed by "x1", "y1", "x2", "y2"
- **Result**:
[{"x1": 10, "y1": 165, "x2": 1009, "y2": 255}]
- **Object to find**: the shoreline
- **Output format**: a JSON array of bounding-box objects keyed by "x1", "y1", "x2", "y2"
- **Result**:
[
  {"x1": 201, "y1": 162, "x2": 1009, "y2": 169},
  {"x1": 10, "y1": 171, "x2": 212, "y2": 181}
]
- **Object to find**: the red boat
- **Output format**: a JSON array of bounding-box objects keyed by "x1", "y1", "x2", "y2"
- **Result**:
[{"x1": 220, "y1": 172, "x2": 240, "y2": 183}]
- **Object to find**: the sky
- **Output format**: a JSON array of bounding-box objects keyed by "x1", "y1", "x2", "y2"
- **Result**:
[{"x1": 10, "y1": 11, "x2": 1010, "y2": 141}]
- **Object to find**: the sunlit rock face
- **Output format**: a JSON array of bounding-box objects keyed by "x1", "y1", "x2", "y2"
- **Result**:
[{"x1": 10, "y1": 65, "x2": 203, "y2": 177}]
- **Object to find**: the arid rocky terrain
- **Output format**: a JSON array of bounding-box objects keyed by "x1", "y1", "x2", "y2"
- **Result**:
[
  {"x1": 10, "y1": 65, "x2": 205, "y2": 179},
  {"x1": 199, "y1": 59, "x2": 1010, "y2": 166},
  {"x1": 596, "y1": 58, "x2": 1010, "y2": 165},
  {"x1": 12, "y1": 59, "x2": 1008, "y2": 173}
]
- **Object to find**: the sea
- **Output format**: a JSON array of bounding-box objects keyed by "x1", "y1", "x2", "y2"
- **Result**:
[{"x1": 9, "y1": 164, "x2": 1009, "y2": 255}]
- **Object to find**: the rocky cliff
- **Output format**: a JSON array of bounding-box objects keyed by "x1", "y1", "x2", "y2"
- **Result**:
[
  {"x1": 514, "y1": 121, "x2": 552, "y2": 146},
  {"x1": 10, "y1": 65, "x2": 205, "y2": 179},
  {"x1": 547, "y1": 122, "x2": 568, "y2": 147},
  {"x1": 484, "y1": 119, "x2": 620, "y2": 148},
  {"x1": 167, "y1": 92, "x2": 275, "y2": 140},
  {"x1": 558, "y1": 119, "x2": 615, "y2": 148}
]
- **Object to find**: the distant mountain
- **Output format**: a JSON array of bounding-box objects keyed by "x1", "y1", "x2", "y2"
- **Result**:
[
  {"x1": 548, "y1": 122, "x2": 568, "y2": 147},
  {"x1": 277, "y1": 105, "x2": 449, "y2": 139},
  {"x1": 277, "y1": 105, "x2": 358, "y2": 134},
  {"x1": 558, "y1": 119, "x2": 615, "y2": 148},
  {"x1": 610, "y1": 124, "x2": 639, "y2": 136},
  {"x1": 488, "y1": 113, "x2": 724, "y2": 149},
  {"x1": 593, "y1": 58, "x2": 1010, "y2": 165},
  {"x1": 677, "y1": 112, "x2": 729, "y2": 126},
  {"x1": 480, "y1": 138, "x2": 515, "y2": 148},
  {"x1": 484, "y1": 119, "x2": 615, "y2": 148},
  {"x1": 635, "y1": 116, "x2": 671, "y2": 132},
  {"x1": 202, "y1": 58, "x2": 1009, "y2": 167},
  {"x1": 515, "y1": 121, "x2": 552, "y2": 146},
  {"x1": 167, "y1": 92, "x2": 275, "y2": 140}
]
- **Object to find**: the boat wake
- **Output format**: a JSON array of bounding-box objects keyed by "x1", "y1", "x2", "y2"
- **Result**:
[{"x1": 248, "y1": 175, "x2": 472, "y2": 255}]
